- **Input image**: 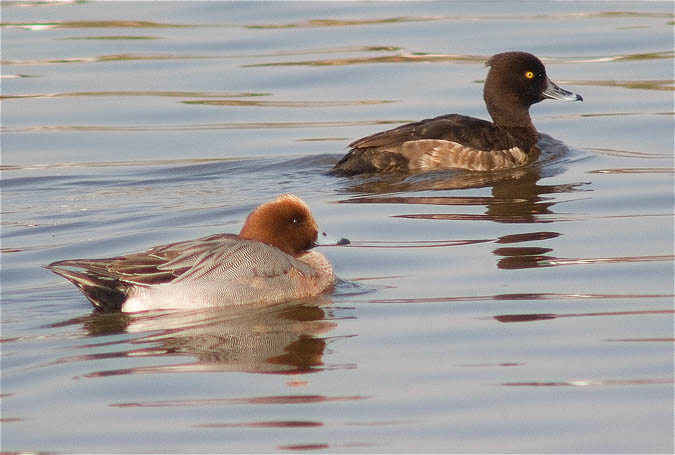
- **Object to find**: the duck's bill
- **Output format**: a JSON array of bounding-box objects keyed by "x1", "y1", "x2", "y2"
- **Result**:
[
  {"x1": 315, "y1": 231, "x2": 350, "y2": 247},
  {"x1": 543, "y1": 78, "x2": 583, "y2": 102}
]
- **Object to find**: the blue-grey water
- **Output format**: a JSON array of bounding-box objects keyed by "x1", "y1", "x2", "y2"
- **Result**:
[{"x1": 1, "y1": 1, "x2": 673, "y2": 453}]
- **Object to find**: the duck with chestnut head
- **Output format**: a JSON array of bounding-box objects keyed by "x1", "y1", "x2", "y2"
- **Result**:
[{"x1": 47, "y1": 194, "x2": 347, "y2": 312}]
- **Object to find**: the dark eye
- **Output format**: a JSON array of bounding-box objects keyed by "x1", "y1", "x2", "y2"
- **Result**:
[{"x1": 291, "y1": 216, "x2": 303, "y2": 225}]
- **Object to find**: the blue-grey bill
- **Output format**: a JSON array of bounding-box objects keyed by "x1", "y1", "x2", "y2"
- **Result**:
[{"x1": 543, "y1": 77, "x2": 583, "y2": 102}]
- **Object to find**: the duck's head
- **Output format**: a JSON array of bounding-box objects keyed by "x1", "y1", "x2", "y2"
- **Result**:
[
  {"x1": 239, "y1": 194, "x2": 320, "y2": 256},
  {"x1": 484, "y1": 51, "x2": 582, "y2": 126}
]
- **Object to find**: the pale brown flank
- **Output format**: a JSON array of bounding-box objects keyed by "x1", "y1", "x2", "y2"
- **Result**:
[{"x1": 391, "y1": 140, "x2": 531, "y2": 172}]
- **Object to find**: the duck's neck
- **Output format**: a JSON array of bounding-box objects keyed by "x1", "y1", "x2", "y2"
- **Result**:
[{"x1": 486, "y1": 100, "x2": 538, "y2": 148}]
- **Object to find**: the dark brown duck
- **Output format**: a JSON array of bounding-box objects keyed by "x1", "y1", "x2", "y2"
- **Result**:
[{"x1": 330, "y1": 51, "x2": 582, "y2": 175}]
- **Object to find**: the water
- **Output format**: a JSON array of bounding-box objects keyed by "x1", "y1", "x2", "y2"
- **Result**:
[{"x1": 1, "y1": 1, "x2": 673, "y2": 453}]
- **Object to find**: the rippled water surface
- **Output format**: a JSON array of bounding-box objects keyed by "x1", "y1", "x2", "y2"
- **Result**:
[{"x1": 2, "y1": 1, "x2": 674, "y2": 453}]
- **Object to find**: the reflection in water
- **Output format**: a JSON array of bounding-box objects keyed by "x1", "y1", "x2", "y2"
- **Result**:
[
  {"x1": 333, "y1": 129, "x2": 668, "y2": 278},
  {"x1": 366, "y1": 292, "x2": 672, "y2": 305},
  {"x1": 0, "y1": 119, "x2": 404, "y2": 134},
  {"x1": 0, "y1": 90, "x2": 272, "y2": 100},
  {"x1": 110, "y1": 393, "x2": 367, "y2": 408},
  {"x1": 182, "y1": 99, "x2": 393, "y2": 108},
  {"x1": 567, "y1": 79, "x2": 674, "y2": 91},
  {"x1": 494, "y1": 309, "x2": 674, "y2": 323},
  {"x1": 0, "y1": 20, "x2": 189, "y2": 30},
  {"x1": 337, "y1": 134, "x2": 589, "y2": 268},
  {"x1": 246, "y1": 50, "x2": 675, "y2": 68},
  {"x1": 1, "y1": 54, "x2": 211, "y2": 65},
  {"x1": 49, "y1": 298, "x2": 350, "y2": 378},
  {"x1": 496, "y1": 253, "x2": 674, "y2": 270},
  {"x1": 337, "y1": 134, "x2": 586, "y2": 203},
  {"x1": 196, "y1": 420, "x2": 323, "y2": 428},
  {"x1": 245, "y1": 54, "x2": 483, "y2": 68}
]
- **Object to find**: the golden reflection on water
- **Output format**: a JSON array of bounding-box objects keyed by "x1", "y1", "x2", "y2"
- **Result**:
[
  {"x1": 182, "y1": 99, "x2": 393, "y2": 108},
  {"x1": 6, "y1": 45, "x2": 665, "y2": 73},
  {"x1": 0, "y1": 20, "x2": 189, "y2": 29},
  {"x1": 245, "y1": 11, "x2": 673, "y2": 30},
  {"x1": 244, "y1": 51, "x2": 675, "y2": 68},
  {"x1": 245, "y1": 17, "x2": 436, "y2": 29},
  {"x1": 0, "y1": 90, "x2": 271, "y2": 100},
  {"x1": 0, "y1": 119, "x2": 404, "y2": 134},
  {"x1": 1, "y1": 53, "x2": 210, "y2": 65},
  {"x1": 58, "y1": 35, "x2": 162, "y2": 40},
  {"x1": 567, "y1": 79, "x2": 674, "y2": 91},
  {"x1": 243, "y1": 54, "x2": 484, "y2": 68}
]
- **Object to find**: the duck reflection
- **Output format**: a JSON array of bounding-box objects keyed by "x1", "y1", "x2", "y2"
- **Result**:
[
  {"x1": 493, "y1": 231, "x2": 560, "y2": 269},
  {"x1": 53, "y1": 297, "x2": 346, "y2": 377},
  {"x1": 335, "y1": 134, "x2": 589, "y2": 270}
]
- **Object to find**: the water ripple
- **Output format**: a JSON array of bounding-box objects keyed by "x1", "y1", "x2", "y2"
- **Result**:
[
  {"x1": 502, "y1": 378, "x2": 673, "y2": 387},
  {"x1": 496, "y1": 254, "x2": 674, "y2": 270},
  {"x1": 182, "y1": 99, "x2": 393, "y2": 108},
  {"x1": 0, "y1": 120, "x2": 403, "y2": 134},
  {"x1": 2, "y1": 53, "x2": 212, "y2": 65},
  {"x1": 494, "y1": 309, "x2": 674, "y2": 323},
  {"x1": 110, "y1": 394, "x2": 368, "y2": 408},
  {"x1": 1, "y1": 90, "x2": 271, "y2": 100},
  {"x1": 244, "y1": 51, "x2": 674, "y2": 68},
  {"x1": 589, "y1": 167, "x2": 675, "y2": 174},
  {"x1": 365, "y1": 292, "x2": 673, "y2": 305}
]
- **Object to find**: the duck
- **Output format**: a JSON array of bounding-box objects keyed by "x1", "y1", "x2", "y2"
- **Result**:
[
  {"x1": 47, "y1": 194, "x2": 347, "y2": 313},
  {"x1": 330, "y1": 51, "x2": 582, "y2": 175}
]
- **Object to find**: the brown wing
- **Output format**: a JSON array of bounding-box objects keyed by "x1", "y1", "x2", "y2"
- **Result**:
[
  {"x1": 349, "y1": 114, "x2": 511, "y2": 152},
  {"x1": 332, "y1": 114, "x2": 535, "y2": 174}
]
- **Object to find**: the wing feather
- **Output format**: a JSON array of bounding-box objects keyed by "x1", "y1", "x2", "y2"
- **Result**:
[
  {"x1": 349, "y1": 114, "x2": 512, "y2": 152},
  {"x1": 333, "y1": 114, "x2": 536, "y2": 174},
  {"x1": 50, "y1": 234, "x2": 317, "y2": 288}
]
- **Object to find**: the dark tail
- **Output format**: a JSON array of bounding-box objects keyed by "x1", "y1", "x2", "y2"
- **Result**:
[
  {"x1": 329, "y1": 149, "x2": 409, "y2": 176},
  {"x1": 46, "y1": 260, "x2": 129, "y2": 312}
]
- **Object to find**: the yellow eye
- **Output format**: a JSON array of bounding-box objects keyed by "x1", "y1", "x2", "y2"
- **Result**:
[{"x1": 525, "y1": 71, "x2": 535, "y2": 79}]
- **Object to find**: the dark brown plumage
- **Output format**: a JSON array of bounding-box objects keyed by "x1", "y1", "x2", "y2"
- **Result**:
[{"x1": 331, "y1": 51, "x2": 582, "y2": 175}]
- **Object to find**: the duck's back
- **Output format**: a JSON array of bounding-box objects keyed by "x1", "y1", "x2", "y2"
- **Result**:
[
  {"x1": 331, "y1": 114, "x2": 535, "y2": 175},
  {"x1": 349, "y1": 114, "x2": 498, "y2": 149}
]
